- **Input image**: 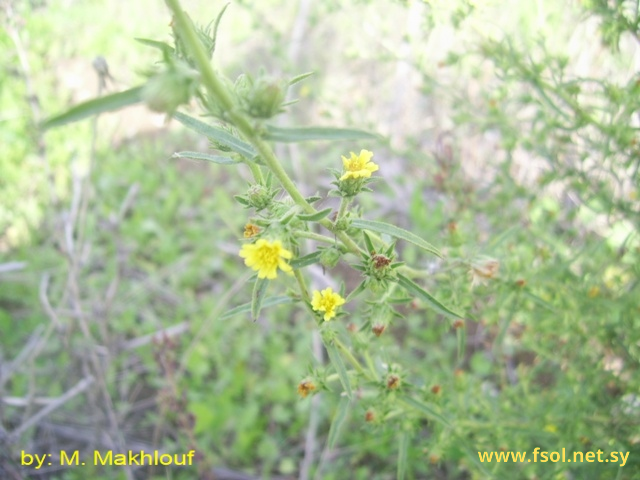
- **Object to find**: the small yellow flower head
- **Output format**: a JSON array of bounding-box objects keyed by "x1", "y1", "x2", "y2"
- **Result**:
[
  {"x1": 339, "y1": 149, "x2": 379, "y2": 181},
  {"x1": 239, "y1": 239, "x2": 293, "y2": 279},
  {"x1": 243, "y1": 223, "x2": 260, "y2": 238},
  {"x1": 297, "y1": 379, "x2": 317, "y2": 398},
  {"x1": 311, "y1": 287, "x2": 346, "y2": 321}
]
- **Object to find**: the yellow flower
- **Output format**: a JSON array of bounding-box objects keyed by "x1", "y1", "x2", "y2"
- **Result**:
[
  {"x1": 339, "y1": 149, "x2": 379, "y2": 181},
  {"x1": 311, "y1": 287, "x2": 346, "y2": 321},
  {"x1": 239, "y1": 239, "x2": 293, "y2": 279}
]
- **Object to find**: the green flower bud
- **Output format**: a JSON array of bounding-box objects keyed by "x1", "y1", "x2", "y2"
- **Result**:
[
  {"x1": 142, "y1": 62, "x2": 199, "y2": 114},
  {"x1": 319, "y1": 247, "x2": 342, "y2": 269},
  {"x1": 246, "y1": 77, "x2": 287, "y2": 119},
  {"x1": 246, "y1": 184, "x2": 274, "y2": 211}
]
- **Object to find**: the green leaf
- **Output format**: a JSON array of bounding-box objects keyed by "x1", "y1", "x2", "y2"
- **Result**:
[
  {"x1": 289, "y1": 251, "x2": 322, "y2": 269},
  {"x1": 345, "y1": 280, "x2": 368, "y2": 302},
  {"x1": 219, "y1": 296, "x2": 294, "y2": 320},
  {"x1": 297, "y1": 208, "x2": 333, "y2": 222},
  {"x1": 251, "y1": 278, "x2": 270, "y2": 320},
  {"x1": 209, "y1": 2, "x2": 230, "y2": 57},
  {"x1": 41, "y1": 86, "x2": 144, "y2": 130},
  {"x1": 264, "y1": 125, "x2": 379, "y2": 143},
  {"x1": 325, "y1": 341, "x2": 352, "y2": 399},
  {"x1": 351, "y1": 219, "x2": 442, "y2": 258},
  {"x1": 173, "y1": 111, "x2": 257, "y2": 159},
  {"x1": 396, "y1": 274, "x2": 463, "y2": 319},
  {"x1": 327, "y1": 396, "x2": 350, "y2": 449},
  {"x1": 135, "y1": 38, "x2": 175, "y2": 54},
  {"x1": 401, "y1": 396, "x2": 450, "y2": 427},
  {"x1": 397, "y1": 431, "x2": 410, "y2": 480},
  {"x1": 457, "y1": 324, "x2": 466, "y2": 365},
  {"x1": 172, "y1": 151, "x2": 240, "y2": 165},
  {"x1": 362, "y1": 231, "x2": 376, "y2": 254},
  {"x1": 289, "y1": 71, "x2": 314, "y2": 86}
]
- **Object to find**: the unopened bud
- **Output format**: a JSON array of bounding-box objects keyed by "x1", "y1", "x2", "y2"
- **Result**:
[
  {"x1": 319, "y1": 247, "x2": 341, "y2": 269},
  {"x1": 142, "y1": 62, "x2": 199, "y2": 113}
]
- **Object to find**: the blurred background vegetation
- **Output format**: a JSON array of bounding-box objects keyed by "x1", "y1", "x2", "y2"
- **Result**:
[{"x1": 1, "y1": 0, "x2": 639, "y2": 479}]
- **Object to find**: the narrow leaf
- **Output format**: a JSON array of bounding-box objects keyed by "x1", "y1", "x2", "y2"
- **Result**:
[
  {"x1": 173, "y1": 111, "x2": 256, "y2": 159},
  {"x1": 396, "y1": 274, "x2": 463, "y2": 319},
  {"x1": 264, "y1": 125, "x2": 378, "y2": 143},
  {"x1": 325, "y1": 341, "x2": 352, "y2": 399},
  {"x1": 135, "y1": 38, "x2": 175, "y2": 54},
  {"x1": 351, "y1": 219, "x2": 442, "y2": 258},
  {"x1": 362, "y1": 231, "x2": 375, "y2": 254},
  {"x1": 251, "y1": 278, "x2": 269, "y2": 320},
  {"x1": 345, "y1": 280, "x2": 368, "y2": 302},
  {"x1": 42, "y1": 86, "x2": 144, "y2": 130},
  {"x1": 209, "y1": 3, "x2": 230, "y2": 57},
  {"x1": 401, "y1": 396, "x2": 450, "y2": 426},
  {"x1": 397, "y1": 431, "x2": 410, "y2": 480},
  {"x1": 297, "y1": 207, "x2": 333, "y2": 222},
  {"x1": 172, "y1": 151, "x2": 240, "y2": 165},
  {"x1": 327, "y1": 396, "x2": 350, "y2": 449},
  {"x1": 289, "y1": 251, "x2": 322, "y2": 269},
  {"x1": 289, "y1": 71, "x2": 314, "y2": 86},
  {"x1": 219, "y1": 295, "x2": 294, "y2": 320},
  {"x1": 457, "y1": 324, "x2": 466, "y2": 365}
]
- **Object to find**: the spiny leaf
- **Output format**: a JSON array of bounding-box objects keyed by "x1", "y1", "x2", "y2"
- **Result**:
[
  {"x1": 173, "y1": 111, "x2": 256, "y2": 159},
  {"x1": 289, "y1": 71, "x2": 314, "y2": 86},
  {"x1": 172, "y1": 151, "x2": 240, "y2": 164},
  {"x1": 251, "y1": 278, "x2": 270, "y2": 320},
  {"x1": 396, "y1": 274, "x2": 463, "y2": 319},
  {"x1": 264, "y1": 125, "x2": 379, "y2": 143},
  {"x1": 289, "y1": 251, "x2": 322, "y2": 269},
  {"x1": 219, "y1": 296, "x2": 294, "y2": 320},
  {"x1": 401, "y1": 396, "x2": 450, "y2": 426},
  {"x1": 297, "y1": 208, "x2": 333, "y2": 222},
  {"x1": 41, "y1": 86, "x2": 144, "y2": 130},
  {"x1": 327, "y1": 396, "x2": 351, "y2": 449},
  {"x1": 325, "y1": 341, "x2": 353, "y2": 399},
  {"x1": 135, "y1": 38, "x2": 175, "y2": 55},
  {"x1": 351, "y1": 219, "x2": 442, "y2": 258},
  {"x1": 397, "y1": 431, "x2": 410, "y2": 480}
]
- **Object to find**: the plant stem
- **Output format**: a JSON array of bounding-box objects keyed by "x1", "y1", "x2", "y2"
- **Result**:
[
  {"x1": 336, "y1": 196, "x2": 351, "y2": 221},
  {"x1": 246, "y1": 161, "x2": 264, "y2": 184},
  {"x1": 165, "y1": 0, "x2": 364, "y2": 256},
  {"x1": 294, "y1": 230, "x2": 337, "y2": 245},
  {"x1": 333, "y1": 337, "x2": 370, "y2": 379},
  {"x1": 294, "y1": 269, "x2": 311, "y2": 303}
]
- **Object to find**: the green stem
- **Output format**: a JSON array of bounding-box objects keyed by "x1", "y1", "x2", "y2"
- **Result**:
[
  {"x1": 246, "y1": 161, "x2": 264, "y2": 184},
  {"x1": 294, "y1": 230, "x2": 337, "y2": 245},
  {"x1": 336, "y1": 196, "x2": 351, "y2": 222},
  {"x1": 363, "y1": 351, "x2": 378, "y2": 380},
  {"x1": 333, "y1": 337, "x2": 370, "y2": 379},
  {"x1": 166, "y1": 0, "x2": 364, "y2": 257},
  {"x1": 294, "y1": 269, "x2": 311, "y2": 303}
]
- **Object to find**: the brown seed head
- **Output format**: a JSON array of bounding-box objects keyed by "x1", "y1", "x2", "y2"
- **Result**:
[{"x1": 386, "y1": 374, "x2": 401, "y2": 390}]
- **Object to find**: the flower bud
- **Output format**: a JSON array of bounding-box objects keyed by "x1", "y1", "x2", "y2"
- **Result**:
[
  {"x1": 246, "y1": 184, "x2": 274, "y2": 211},
  {"x1": 142, "y1": 62, "x2": 199, "y2": 114},
  {"x1": 319, "y1": 247, "x2": 342, "y2": 269},
  {"x1": 246, "y1": 77, "x2": 287, "y2": 119}
]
